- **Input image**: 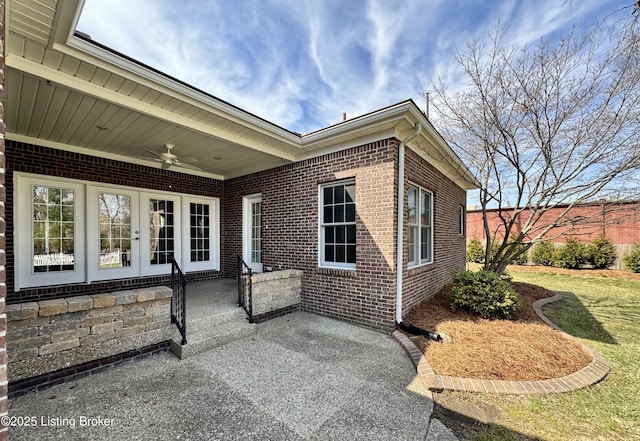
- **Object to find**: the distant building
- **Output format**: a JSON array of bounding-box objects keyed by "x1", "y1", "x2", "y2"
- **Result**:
[{"x1": 466, "y1": 201, "x2": 640, "y2": 269}]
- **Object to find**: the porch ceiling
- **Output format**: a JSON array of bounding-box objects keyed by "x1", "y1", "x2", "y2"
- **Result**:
[{"x1": 5, "y1": 0, "x2": 303, "y2": 180}]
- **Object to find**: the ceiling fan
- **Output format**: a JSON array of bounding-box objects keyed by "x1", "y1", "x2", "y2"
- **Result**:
[{"x1": 143, "y1": 144, "x2": 201, "y2": 171}]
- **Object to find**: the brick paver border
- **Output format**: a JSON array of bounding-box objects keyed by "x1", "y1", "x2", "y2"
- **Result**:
[{"x1": 394, "y1": 293, "x2": 610, "y2": 394}]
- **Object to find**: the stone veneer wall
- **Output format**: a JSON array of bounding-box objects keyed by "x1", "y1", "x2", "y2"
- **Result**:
[
  {"x1": 6, "y1": 286, "x2": 175, "y2": 382},
  {"x1": 249, "y1": 270, "x2": 302, "y2": 316}
]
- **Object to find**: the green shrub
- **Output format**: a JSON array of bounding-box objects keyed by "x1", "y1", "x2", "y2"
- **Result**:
[
  {"x1": 509, "y1": 242, "x2": 530, "y2": 265},
  {"x1": 466, "y1": 236, "x2": 485, "y2": 263},
  {"x1": 554, "y1": 237, "x2": 589, "y2": 269},
  {"x1": 449, "y1": 270, "x2": 521, "y2": 320},
  {"x1": 624, "y1": 243, "x2": 640, "y2": 273},
  {"x1": 587, "y1": 234, "x2": 617, "y2": 269},
  {"x1": 531, "y1": 241, "x2": 555, "y2": 266}
]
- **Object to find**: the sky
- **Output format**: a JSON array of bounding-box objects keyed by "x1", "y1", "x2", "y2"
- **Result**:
[{"x1": 76, "y1": 0, "x2": 627, "y2": 135}]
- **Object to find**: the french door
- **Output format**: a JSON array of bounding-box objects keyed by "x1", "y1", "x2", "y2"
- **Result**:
[{"x1": 16, "y1": 173, "x2": 220, "y2": 289}]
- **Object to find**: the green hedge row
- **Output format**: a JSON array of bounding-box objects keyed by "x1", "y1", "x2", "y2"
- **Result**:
[{"x1": 466, "y1": 234, "x2": 640, "y2": 271}]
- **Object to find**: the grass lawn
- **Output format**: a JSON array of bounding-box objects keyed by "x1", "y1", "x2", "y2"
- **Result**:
[{"x1": 459, "y1": 268, "x2": 640, "y2": 440}]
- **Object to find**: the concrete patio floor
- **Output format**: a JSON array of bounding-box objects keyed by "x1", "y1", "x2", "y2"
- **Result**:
[{"x1": 8, "y1": 311, "x2": 459, "y2": 440}]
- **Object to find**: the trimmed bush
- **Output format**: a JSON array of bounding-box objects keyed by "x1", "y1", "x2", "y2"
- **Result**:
[
  {"x1": 466, "y1": 236, "x2": 485, "y2": 263},
  {"x1": 587, "y1": 234, "x2": 617, "y2": 269},
  {"x1": 450, "y1": 270, "x2": 521, "y2": 320},
  {"x1": 509, "y1": 242, "x2": 530, "y2": 265},
  {"x1": 624, "y1": 243, "x2": 640, "y2": 273},
  {"x1": 532, "y1": 241, "x2": 555, "y2": 266},
  {"x1": 554, "y1": 237, "x2": 589, "y2": 269}
]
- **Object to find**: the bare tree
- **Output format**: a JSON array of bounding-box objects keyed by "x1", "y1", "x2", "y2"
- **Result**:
[{"x1": 431, "y1": 15, "x2": 640, "y2": 274}]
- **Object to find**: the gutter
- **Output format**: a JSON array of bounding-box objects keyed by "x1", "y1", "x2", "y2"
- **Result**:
[{"x1": 395, "y1": 123, "x2": 442, "y2": 342}]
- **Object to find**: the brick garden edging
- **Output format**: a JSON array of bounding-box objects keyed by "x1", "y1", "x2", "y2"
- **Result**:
[{"x1": 394, "y1": 293, "x2": 610, "y2": 394}]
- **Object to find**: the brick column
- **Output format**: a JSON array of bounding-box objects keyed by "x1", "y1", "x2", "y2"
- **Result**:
[{"x1": 0, "y1": 1, "x2": 8, "y2": 440}]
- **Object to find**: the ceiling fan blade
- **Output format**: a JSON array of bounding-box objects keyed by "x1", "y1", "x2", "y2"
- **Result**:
[
  {"x1": 134, "y1": 155, "x2": 163, "y2": 163},
  {"x1": 144, "y1": 149, "x2": 163, "y2": 158},
  {"x1": 174, "y1": 161, "x2": 202, "y2": 171}
]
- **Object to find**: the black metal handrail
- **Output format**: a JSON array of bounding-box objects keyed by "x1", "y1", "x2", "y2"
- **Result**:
[
  {"x1": 171, "y1": 259, "x2": 187, "y2": 345},
  {"x1": 237, "y1": 256, "x2": 253, "y2": 323}
]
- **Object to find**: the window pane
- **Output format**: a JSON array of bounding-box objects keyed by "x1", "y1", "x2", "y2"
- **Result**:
[
  {"x1": 336, "y1": 245, "x2": 346, "y2": 262},
  {"x1": 334, "y1": 185, "x2": 344, "y2": 203},
  {"x1": 336, "y1": 226, "x2": 346, "y2": 243},
  {"x1": 32, "y1": 185, "x2": 75, "y2": 273},
  {"x1": 421, "y1": 226, "x2": 431, "y2": 261},
  {"x1": 149, "y1": 198, "x2": 175, "y2": 265},
  {"x1": 408, "y1": 226, "x2": 418, "y2": 264},
  {"x1": 99, "y1": 193, "x2": 131, "y2": 269},
  {"x1": 325, "y1": 226, "x2": 335, "y2": 243},
  {"x1": 421, "y1": 192, "x2": 430, "y2": 226},
  {"x1": 190, "y1": 202, "x2": 211, "y2": 262},
  {"x1": 347, "y1": 245, "x2": 356, "y2": 263},
  {"x1": 325, "y1": 245, "x2": 335, "y2": 262},
  {"x1": 324, "y1": 187, "x2": 333, "y2": 204},
  {"x1": 345, "y1": 184, "x2": 355, "y2": 203},
  {"x1": 334, "y1": 205, "x2": 344, "y2": 223},
  {"x1": 323, "y1": 206, "x2": 333, "y2": 223},
  {"x1": 346, "y1": 225, "x2": 356, "y2": 243},
  {"x1": 408, "y1": 187, "x2": 417, "y2": 224},
  {"x1": 345, "y1": 204, "x2": 355, "y2": 222}
]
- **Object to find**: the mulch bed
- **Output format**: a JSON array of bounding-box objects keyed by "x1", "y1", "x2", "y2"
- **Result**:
[{"x1": 405, "y1": 281, "x2": 593, "y2": 381}]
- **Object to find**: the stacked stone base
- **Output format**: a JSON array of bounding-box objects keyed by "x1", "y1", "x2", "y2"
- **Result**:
[
  {"x1": 7, "y1": 286, "x2": 177, "y2": 383},
  {"x1": 247, "y1": 270, "x2": 302, "y2": 317}
]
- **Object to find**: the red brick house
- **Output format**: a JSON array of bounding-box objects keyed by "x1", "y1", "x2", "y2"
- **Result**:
[
  {"x1": 0, "y1": 0, "x2": 477, "y2": 406},
  {"x1": 467, "y1": 202, "x2": 640, "y2": 269}
]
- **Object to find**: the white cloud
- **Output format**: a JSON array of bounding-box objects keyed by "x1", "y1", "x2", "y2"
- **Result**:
[{"x1": 77, "y1": 0, "x2": 616, "y2": 133}]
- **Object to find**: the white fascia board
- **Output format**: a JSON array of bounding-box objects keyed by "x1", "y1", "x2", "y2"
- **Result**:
[
  {"x1": 6, "y1": 132, "x2": 226, "y2": 180},
  {"x1": 55, "y1": 38, "x2": 301, "y2": 148},
  {"x1": 7, "y1": 55, "x2": 298, "y2": 162},
  {"x1": 300, "y1": 101, "x2": 414, "y2": 147}
]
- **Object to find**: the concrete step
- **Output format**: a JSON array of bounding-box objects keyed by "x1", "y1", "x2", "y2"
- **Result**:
[
  {"x1": 170, "y1": 317, "x2": 256, "y2": 360},
  {"x1": 187, "y1": 306, "x2": 248, "y2": 332}
]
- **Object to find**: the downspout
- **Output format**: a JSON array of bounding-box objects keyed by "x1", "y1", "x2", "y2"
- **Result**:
[{"x1": 395, "y1": 123, "x2": 442, "y2": 342}]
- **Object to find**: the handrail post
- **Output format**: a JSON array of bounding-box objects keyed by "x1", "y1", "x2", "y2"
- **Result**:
[
  {"x1": 236, "y1": 256, "x2": 254, "y2": 323},
  {"x1": 170, "y1": 259, "x2": 187, "y2": 345}
]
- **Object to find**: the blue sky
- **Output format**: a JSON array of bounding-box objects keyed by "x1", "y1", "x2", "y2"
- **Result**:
[{"x1": 76, "y1": 0, "x2": 624, "y2": 134}]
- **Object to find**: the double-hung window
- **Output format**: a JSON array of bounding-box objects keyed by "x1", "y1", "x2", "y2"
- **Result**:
[
  {"x1": 319, "y1": 180, "x2": 356, "y2": 269},
  {"x1": 408, "y1": 184, "x2": 433, "y2": 267}
]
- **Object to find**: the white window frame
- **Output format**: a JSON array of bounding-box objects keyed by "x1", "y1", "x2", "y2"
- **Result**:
[
  {"x1": 15, "y1": 174, "x2": 87, "y2": 289},
  {"x1": 14, "y1": 173, "x2": 220, "y2": 289},
  {"x1": 407, "y1": 183, "x2": 433, "y2": 268},
  {"x1": 459, "y1": 205, "x2": 466, "y2": 236},
  {"x1": 318, "y1": 179, "x2": 356, "y2": 270},
  {"x1": 182, "y1": 196, "x2": 220, "y2": 272}
]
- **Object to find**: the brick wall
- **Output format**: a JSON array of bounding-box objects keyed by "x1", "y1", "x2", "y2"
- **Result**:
[
  {"x1": 467, "y1": 203, "x2": 640, "y2": 245},
  {"x1": 0, "y1": 2, "x2": 8, "y2": 438},
  {"x1": 0, "y1": 2, "x2": 8, "y2": 440},
  {"x1": 5, "y1": 141, "x2": 224, "y2": 302},
  {"x1": 224, "y1": 139, "x2": 400, "y2": 331},
  {"x1": 401, "y1": 148, "x2": 467, "y2": 316}
]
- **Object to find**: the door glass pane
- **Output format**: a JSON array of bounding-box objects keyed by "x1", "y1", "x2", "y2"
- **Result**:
[
  {"x1": 98, "y1": 193, "x2": 131, "y2": 269},
  {"x1": 189, "y1": 202, "x2": 210, "y2": 262},
  {"x1": 33, "y1": 186, "x2": 75, "y2": 273},
  {"x1": 251, "y1": 202, "x2": 262, "y2": 264},
  {"x1": 149, "y1": 199, "x2": 175, "y2": 265}
]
